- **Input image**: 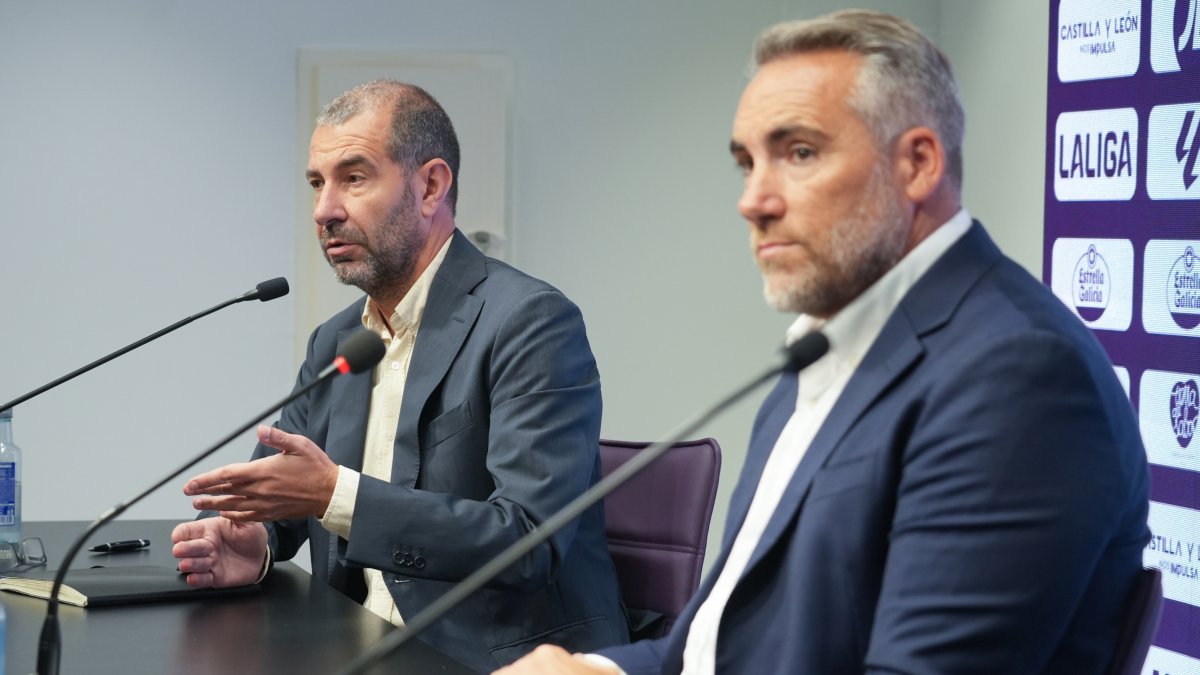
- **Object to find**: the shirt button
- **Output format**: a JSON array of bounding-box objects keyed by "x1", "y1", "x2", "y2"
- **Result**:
[{"x1": 391, "y1": 361, "x2": 401, "y2": 370}]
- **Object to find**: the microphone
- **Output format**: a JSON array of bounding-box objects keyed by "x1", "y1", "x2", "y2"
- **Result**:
[
  {"x1": 340, "y1": 331, "x2": 831, "y2": 674},
  {"x1": 35, "y1": 328, "x2": 384, "y2": 675},
  {"x1": 0, "y1": 277, "x2": 291, "y2": 414},
  {"x1": 241, "y1": 277, "x2": 291, "y2": 303}
]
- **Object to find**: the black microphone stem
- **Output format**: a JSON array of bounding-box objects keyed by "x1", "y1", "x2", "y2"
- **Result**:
[
  {"x1": 341, "y1": 332, "x2": 829, "y2": 675},
  {"x1": 1, "y1": 280, "x2": 285, "y2": 415},
  {"x1": 35, "y1": 360, "x2": 343, "y2": 675}
]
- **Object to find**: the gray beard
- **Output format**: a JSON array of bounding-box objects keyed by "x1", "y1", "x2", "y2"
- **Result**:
[
  {"x1": 323, "y1": 187, "x2": 422, "y2": 300},
  {"x1": 762, "y1": 168, "x2": 909, "y2": 317}
]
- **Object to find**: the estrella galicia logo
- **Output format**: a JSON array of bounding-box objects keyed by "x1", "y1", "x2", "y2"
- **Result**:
[
  {"x1": 1168, "y1": 246, "x2": 1200, "y2": 328},
  {"x1": 1074, "y1": 244, "x2": 1111, "y2": 321},
  {"x1": 1148, "y1": 103, "x2": 1200, "y2": 199},
  {"x1": 1170, "y1": 379, "x2": 1199, "y2": 448},
  {"x1": 1151, "y1": 0, "x2": 1200, "y2": 73},
  {"x1": 1054, "y1": 108, "x2": 1138, "y2": 201}
]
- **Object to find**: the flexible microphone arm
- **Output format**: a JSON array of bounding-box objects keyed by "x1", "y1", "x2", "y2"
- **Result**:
[
  {"x1": 36, "y1": 328, "x2": 384, "y2": 675},
  {"x1": 340, "y1": 331, "x2": 831, "y2": 675},
  {"x1": 0, "y1": 277, "x2": 290, "y2": 414}
]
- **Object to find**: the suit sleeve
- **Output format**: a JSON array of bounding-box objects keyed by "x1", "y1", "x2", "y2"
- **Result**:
[
  {"x1": 863, "y1": 331, "x2": 1148, "y2": 673},
  {"x1": 596, "y1": 638, "x2": 671, "y2": 675},
  {"x1": 344, "y1": 289, "x2": 602, "y2": 592}
]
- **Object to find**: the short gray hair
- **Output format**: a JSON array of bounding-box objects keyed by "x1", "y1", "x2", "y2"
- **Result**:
[
  {"x1": 317, "y1": 79, "x2": 461, "y2": 214},
  {"x1": 754, "y1": 10, "x2": 964, "y2": 190}
]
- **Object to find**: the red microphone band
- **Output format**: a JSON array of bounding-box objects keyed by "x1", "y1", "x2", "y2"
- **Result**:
[{"x1": 333, "y1": 356, "x2": 351, "y2": 375}]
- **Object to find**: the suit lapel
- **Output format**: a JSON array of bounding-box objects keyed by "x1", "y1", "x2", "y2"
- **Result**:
[
  {"x1": 391, "y1": 231, "x2": 485, "y2": 487},
  {"x1": 722, "y1": 372, "x2": 798, "y2": 550},
  {"x1": 326, "y1": 326, "x2": 373, "y2": 473}
]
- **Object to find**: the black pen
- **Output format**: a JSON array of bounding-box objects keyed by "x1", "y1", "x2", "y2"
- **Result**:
[{"x1": 88, "y1": 539, "x2": 150, "y2": 553}]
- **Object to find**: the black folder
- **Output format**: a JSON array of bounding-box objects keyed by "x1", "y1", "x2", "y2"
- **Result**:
[{"x1": 0, "y1": 565, "x2": 259, "y2": 607}]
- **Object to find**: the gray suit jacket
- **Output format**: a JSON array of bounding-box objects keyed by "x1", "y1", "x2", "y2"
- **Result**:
[{"x1": 256, "y1": 230, "x2": 628, "y2": 672}]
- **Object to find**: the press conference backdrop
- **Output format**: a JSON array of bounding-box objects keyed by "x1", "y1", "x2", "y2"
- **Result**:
[{"x1": 1046, "y1": 1, "x2": 1200, "y2": 673}]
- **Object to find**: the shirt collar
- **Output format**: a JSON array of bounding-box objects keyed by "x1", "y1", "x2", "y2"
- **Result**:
[
  {"x1": 785, "y1": 208, "x2": 973, "y2": 398},
  {"x1": 361, "y1": 236, "x2": 454, "y2": 338}
]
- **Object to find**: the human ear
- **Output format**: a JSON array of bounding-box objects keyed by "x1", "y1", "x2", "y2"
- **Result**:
[
  {"x1": 416, "y1": 158, "x2": 453, "y2": 218},
  {"x1": 893, "y1": 126, "x2": 946, "y2": 204}
]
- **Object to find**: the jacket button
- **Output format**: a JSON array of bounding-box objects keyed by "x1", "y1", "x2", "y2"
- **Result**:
[
  {"x1": 413, "y1": 556, "x2": 426, "y2": 570},
  {"x1": 392, "y1": 551, "x2": 404, "y2": 565},
  {"x1": 401, "y1": 553, "x2": 414, "y2": 566}
]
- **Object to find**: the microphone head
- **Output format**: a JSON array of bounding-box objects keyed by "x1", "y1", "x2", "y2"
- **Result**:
[
  {"x1": 254, "y1": 277, "x2": 290, "y2": 302},
  {"x1": 783, "y1": 331, "x2": 830, "y2": 373},
  {"x1": 339, "y1": 330, "x2": 387, "y2": 374}
]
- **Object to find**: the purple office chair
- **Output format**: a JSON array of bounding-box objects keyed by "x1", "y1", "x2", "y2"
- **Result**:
[
  {"x1": 599, "y1": 438, "x2": 721, "y2": 641},
  {"x1": 1104, "y1": 567, "x2": 1163, "y2": 675}
]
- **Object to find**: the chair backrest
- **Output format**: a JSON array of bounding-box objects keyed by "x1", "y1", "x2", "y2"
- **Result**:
[
  {"x1": 1105, "y1": 566, "x2": 1163, "y2": 675},
  {"x1": 599, "y1": 438, "x2": 721, "y2": 641}
]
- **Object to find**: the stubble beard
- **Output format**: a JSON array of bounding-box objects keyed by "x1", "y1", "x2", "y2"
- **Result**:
[
  {"x1": 761, "y1": 165, "x2": 910, "y2": 317},
  {"x1": 322, "y1": 184, "x2": 423, "y2": 300}
]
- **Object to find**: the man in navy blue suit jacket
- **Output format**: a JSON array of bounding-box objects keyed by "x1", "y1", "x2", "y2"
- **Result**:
[{"x1": 498, "y1": 9, "x2": 1150, "y2": 675}]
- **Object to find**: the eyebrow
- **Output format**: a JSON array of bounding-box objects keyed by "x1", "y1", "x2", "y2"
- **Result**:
[
  {"x1": 729, "y1": 124, "x2": 830, "y2": 155},
  {"x1": 305, "y1": 154, "x2": 373, "y2": 181}
]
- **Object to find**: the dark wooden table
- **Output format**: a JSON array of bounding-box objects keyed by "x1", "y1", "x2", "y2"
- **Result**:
[{"x1": 2, "y1": 520, "x2": 476, "y2": 674}]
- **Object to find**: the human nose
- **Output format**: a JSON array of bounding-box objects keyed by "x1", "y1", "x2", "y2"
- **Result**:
[
  {"x1": 737, "y1": 166, "x2": 785, "y2": 229},
  {"x1": 312, "y1": 186, "x2": 347, "y2": 229}
]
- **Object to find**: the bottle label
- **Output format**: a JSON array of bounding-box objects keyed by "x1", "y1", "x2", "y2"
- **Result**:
[{"x1": 0, "y1": 462, "x2": 14, "y2": 526}]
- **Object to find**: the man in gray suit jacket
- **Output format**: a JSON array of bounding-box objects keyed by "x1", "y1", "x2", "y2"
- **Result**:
[{"x1": 171, "y1": 80, "x2": 627, "y2": 672}]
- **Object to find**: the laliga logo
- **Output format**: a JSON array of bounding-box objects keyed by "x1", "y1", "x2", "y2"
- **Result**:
[
  {"x1": 1074, "y1": 244, "x2": 1111, "y2": 321},
  {"x1": 1170, "y1": 379, "x2": 1199, "y2": 448},
  {"x1": 1167, "y1": 246, "x2": 1200, "y2": 329},
  {"x1": 1174, "y1": 0, "x2": 1199, "y2": 66},
  {"x1": 1178, "y1": 110, "x2": 1200, "y2": 190},
  {"x1": 1152, "y1": 0, "x2": 1200, "y2": 72}
]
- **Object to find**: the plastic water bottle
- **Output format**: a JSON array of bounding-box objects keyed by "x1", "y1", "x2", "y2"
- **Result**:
[{"x1": 0, "y1": 408, "x2": 22, "y2": 544}]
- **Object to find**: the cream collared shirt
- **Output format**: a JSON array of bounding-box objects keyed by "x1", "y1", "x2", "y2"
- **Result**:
[{"x1": 316, "y1": 237, "x2": 452, "y2": 626}]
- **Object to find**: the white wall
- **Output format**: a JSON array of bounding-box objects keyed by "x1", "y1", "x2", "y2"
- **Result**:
[
  {"x1": 940, "y1": 0, "x2": 1048, "y2": 274},
  {"x1": 0, "y1": 1, "x2": 1045, "y2": 564}
]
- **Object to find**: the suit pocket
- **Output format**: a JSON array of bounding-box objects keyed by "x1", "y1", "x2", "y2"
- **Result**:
[
  {"x1": 806, "y1": 453, "x2": 875, "y2": 502},
  {"x1": 488, "y1": 616, "x2": 612, "y2": 667},
  {"x1": 423, "y1": 400, "x2": 474, "y2": 448}
]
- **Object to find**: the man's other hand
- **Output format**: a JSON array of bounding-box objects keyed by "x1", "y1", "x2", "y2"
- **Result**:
[
  {"x1": 171, "y1": 516, "x2": 268, "y2": 588},
  {"x1": 493, "y1": 645, "x2": 622, "y2": 674}
]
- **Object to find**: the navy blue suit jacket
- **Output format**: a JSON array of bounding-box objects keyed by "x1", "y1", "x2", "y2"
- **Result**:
[
  {"x1": 254, "y1": 230, "x2": 627, "y2": 672},
  {"x1": 603, "y1": 222, "x2": 1149, "y2": 674}
]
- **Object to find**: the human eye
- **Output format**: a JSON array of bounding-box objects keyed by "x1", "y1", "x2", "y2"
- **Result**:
[
  {"x1": 732, "y1": 153, "x2": 752, "y2": 176},
  {"x1": 308, "y1": 177, "x2": 324, "y2": 190},
  {"x1": 788, "y1": 144, "x2": 815, "y2": 162}
]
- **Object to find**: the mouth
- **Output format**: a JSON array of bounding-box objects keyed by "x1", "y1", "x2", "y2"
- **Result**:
[
  {"x1": 323, "y1": 239, "x2": 360, "y2": 260},
  {"x1": 755, "y1": 240, "x2": 801, "y2": 263}
]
